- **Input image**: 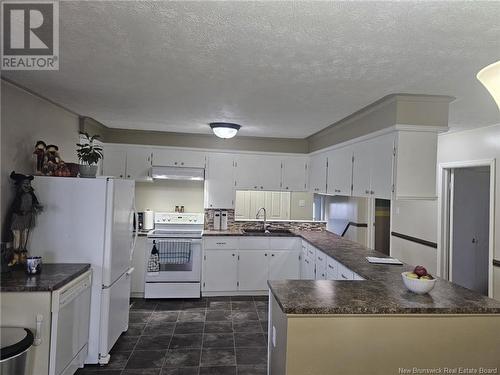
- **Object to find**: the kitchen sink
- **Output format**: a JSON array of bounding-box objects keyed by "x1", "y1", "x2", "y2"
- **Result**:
[{"x1": 242, "y1": 228, "x2": 294, "y2": 235}]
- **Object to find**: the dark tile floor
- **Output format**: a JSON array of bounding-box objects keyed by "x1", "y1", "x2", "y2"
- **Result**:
[{"x1": 76, "y1": 296, "x2": 269, "y2": 375}]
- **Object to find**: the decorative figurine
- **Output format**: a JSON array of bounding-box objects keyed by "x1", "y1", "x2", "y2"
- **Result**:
[
  {"x1": 4, "y1": 172, "x2": 43, "y2": 267},
  {"x1": 33, "y1": 140, "x2": 46, "y2": 175}
]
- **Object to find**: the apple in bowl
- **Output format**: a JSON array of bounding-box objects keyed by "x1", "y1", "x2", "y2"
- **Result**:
[{"x1": 402, "y1": 266, "x2": 436, "y2": 294}]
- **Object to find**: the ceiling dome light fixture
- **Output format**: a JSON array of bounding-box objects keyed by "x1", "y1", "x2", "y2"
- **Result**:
[
  {"x1": 477, "y1": 61, "x2": 500, "y2": 110},
  {"x1": 209, "y1": 122, "x2": 241, "y2": 139}
]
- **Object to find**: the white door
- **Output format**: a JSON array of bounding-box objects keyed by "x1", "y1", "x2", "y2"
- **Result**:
[
  {"x1": 153, "y1": 149, "x2": 206, "y2": 168},
  {"x1": 234, "y1": 154, "x2": 262, "y2": 189},
  {"x1": 102, "y1": 147, "x2": 126, "y2": 178},
  {"x1": 327, "y1": 146, "x2": 353, "y2": 196},
  {"x1": 205, "y1": 153, "x2": 235, "y2": 208},
  {"x1": 265, "y1": 191, "x2": 290, "y2": 220},
  {"x1": 125, "y1": 147, "x2": 152, "y2": 180},
  {"x1": 309, "y1": 153, "x2": 327, "y2": 194},
  {"x1": 282, "y1": 157, "x2": 308, "y2": 191},
  {"x1": 250, "y1": 191, "x2": 266, "y2": 219},
  {"x1": 203, "y1": 250, "x2": 238, "y2": 291},
  {"x1": 238, "y1": 250, "x2": 269, "y2": 291},
  {"x1": 352, "y1": 140, "x2": 372, "y2": 198},
  {"x1": 235, "y1": 191, "x2": 251, "y2": 220},
  {"x1": 369, "y1": 134, "x2": 395, "y2": 200},
  {"x1": 269, "y1": 251, "x2": 300, "y2": 280},
  {"x1": 100, "y1": 268, "x2": 132, "y2": 357},
  {"x1": 103, "y1": 179, "x2": 135, "y2": 287},
  {"x1": 259, "y1": 155, "x2": 283, "y2": 190}
]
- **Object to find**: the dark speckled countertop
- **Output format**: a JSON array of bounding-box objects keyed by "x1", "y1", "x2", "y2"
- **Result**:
[
  {"x1": 1, "y1": 263, "x2": 91, "y2": 292},
  {"x1": 203, "y1": 229, "x2": 500, "y2": 314}
]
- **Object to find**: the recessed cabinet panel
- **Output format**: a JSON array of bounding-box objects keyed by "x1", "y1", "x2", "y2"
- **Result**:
[
  {"x1": 102, "y1": 147, "x2": 127, "y2": 178},
  {"x1": 238, "y1": 250, "x2": 269, "y2": 291},
  {"x1": 153, "y1": 149, "x2": 206, "y2": 168},
  {"x1": 309, "y1": 153, "x2": 328, "y2": 194},
  {"x1": 203, "y1": 250, "x2": 238, "y2": 292},
  {"x1": 126, "y1": 148, "x2": 152, "y2": 180},
  {"x1": 205, "y1": 153, "x2": 235, "y2": 208},
  {"x1": 282, "y1": 157, "x2": 308, "y2": 191},
  {"x1": 234, "y1": 155, "x2": 262, "y2": 189},
  {"x1": 327, "y1": 146, "x2": 353, "y2": 196}
]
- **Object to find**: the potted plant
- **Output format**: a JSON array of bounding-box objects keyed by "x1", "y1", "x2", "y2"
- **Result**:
[{"x1": 76, "y1": 132, "x2": 103, "y2": 178}]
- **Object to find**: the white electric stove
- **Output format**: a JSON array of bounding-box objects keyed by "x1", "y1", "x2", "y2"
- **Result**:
[{"x1": 145, "y1": 212, "x2": 204, "y2": 298}]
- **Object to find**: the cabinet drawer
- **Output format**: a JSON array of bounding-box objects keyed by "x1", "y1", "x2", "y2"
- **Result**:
[
  {"x1": 204, "y1": 237, "x2": 238, "y2": 250},
  {"x1": 338, "y1": 263, "x2": 354, "y2": 280},
  {"x1": 238, "y1": 237, "x2": 269, "y2": 250},
  {"x1": 326, "y1": 257, "x2": 338, "y2": 280},
  {"x1": 270, "y1": 237, "x2": 300, "y2": 250}
]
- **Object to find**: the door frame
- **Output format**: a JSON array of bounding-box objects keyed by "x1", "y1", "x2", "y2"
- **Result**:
[{"x1": 437, "y1": 159, "x2": 495, "y2": 298}]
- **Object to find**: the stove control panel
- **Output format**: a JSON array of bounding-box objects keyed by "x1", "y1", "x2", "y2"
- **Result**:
[{"x1": 154, "y1": 212, "x2": 204, "y2": 225}]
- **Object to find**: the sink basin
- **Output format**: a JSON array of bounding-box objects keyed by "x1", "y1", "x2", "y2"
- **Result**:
[{"x1": 242, "y1": 229, "x2": 293, "y2": 235}]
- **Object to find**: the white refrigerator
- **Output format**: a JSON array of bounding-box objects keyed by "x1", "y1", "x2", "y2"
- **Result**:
[{"x1": 29, "y1": 176, "x2": 137, "y2": 365}]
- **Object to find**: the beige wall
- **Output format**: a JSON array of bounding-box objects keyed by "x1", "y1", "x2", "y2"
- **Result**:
[
  {"x1": 1, "y1": 81, "x2": 79, "y2": 241},
  {"x1": 135, "y1": 180, "x2": 205, "y2": 213},
  {"x1": 289, "y1": 192, "x2": 313, "y2": 220},
  {"x1": 307, "y1": 94, "x2": 452, "y2": 152},
  {"x1": 324, "y1": 195, "x2": 369, "y2": 246},
  {"x1": 392, "y1": 124, "x2": 500, "y2": 296}
]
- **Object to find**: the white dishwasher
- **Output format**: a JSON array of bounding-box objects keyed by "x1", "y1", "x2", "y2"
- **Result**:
[{"x1": 49, "y1": 270, "x2": 92, "y2": 375}]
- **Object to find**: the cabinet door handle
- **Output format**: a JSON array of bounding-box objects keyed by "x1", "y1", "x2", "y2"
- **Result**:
[
  {"x1": 254, "y1": 186, "x2": 258, "y2": 189},
  {"x1": 119, "y1": 174, "x2": 123, "y2": 178},
  {"x1": 265, "y1": 253, "x2": 268, "y2": 256},
  {"x1": 127, "y1": 175, "x2": 131, "y2": 178},
  {"x1": 285, "y1": 186, "x2": 289, "y2": 189},
  {"x1": 318, "y1": 256, "x2": 323, "y2": 261},
  {"x1": 181, "y1": 162, "x2": 184, "y2": 166},
  {"x1": 328, "y1": 264, "x2": 334, "y2": 269},
  {"x1": 341, "y1": 273, "x2": 348, "y2": 279},
  {"x1": 271, "y1": 254, "x2": 275, "y2": 257},
  {"x1": 260, "y1": 186, "x2": 263, "y2": 189},
  {"x1": 305, "y1": 259, "x2": 309, "y2": 264},
  {"x1": 370, "y1": 190, "x2": 374, "y2": 195},
  {"x1": 365, "y1": 189, "x2": 369, "y2": 194},
  {"x1": 174, "y1": 162, "x2": 178, "y2": 165},
  {"x1": 216, "y1": 242, "x2": 226, "y2": 245},
  {"x1": 232, "y1": 254, "x2": 235, "y2": 257}
]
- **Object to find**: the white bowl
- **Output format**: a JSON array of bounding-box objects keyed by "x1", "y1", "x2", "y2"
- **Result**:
[{"x1": 402, "y1": 272, "x2": 436, "y2": 294}]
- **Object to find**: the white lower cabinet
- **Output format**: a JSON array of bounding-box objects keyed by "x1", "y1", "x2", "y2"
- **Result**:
[
  {"x1": 203, "y1": 250, "x2": 238, "y2": 292},
  {"x1": 238, "y1": 250, "x2": 269, "y2": 291},
  {"x1": 202, "y1": 237, "x2": 300, "y2": 294},
  {"x1": 269, "y1": 251, "x2": 300, "y2": 281}
]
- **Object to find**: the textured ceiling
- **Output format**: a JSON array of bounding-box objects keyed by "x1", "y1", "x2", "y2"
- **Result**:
[{"x1": 3, "y1": 1, "x2": 500, "y2": 138}]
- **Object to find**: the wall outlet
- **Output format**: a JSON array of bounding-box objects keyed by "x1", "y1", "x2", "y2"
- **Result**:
[{"x1": 299, "y1": 199, "x2": 305, "y2": 208}]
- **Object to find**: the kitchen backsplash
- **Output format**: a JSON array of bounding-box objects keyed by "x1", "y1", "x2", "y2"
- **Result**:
[{"x1": 204, "y1": 209, "x2": 326, "y2": 231}]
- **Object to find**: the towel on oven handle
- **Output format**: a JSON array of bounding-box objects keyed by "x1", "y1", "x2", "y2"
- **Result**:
[{"x1": 157, "y1": 241, "x2": 192, "y2": 265}]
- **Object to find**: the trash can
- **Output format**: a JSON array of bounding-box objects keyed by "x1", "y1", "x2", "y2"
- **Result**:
[{"x1": 0, "y1": 327, "x2": 34, "y2": 375}]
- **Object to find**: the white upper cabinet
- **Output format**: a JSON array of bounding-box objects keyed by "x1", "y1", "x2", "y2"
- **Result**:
[
  {"x1": 282, "y1": 157, "x2": 308, "y2": 191},
  {"x1": 393, "y1": 131, "x2": 438, "y2": 199},
  {"x1": 326, "y1": 146, "x2": 353, "y2": 196},
  {"x1": 352, "y1": 140, "x2": 372, "y2": 198},
  {"x1": 369, "y1": 134, "x2": 395, "y2": 200},
  {"x1": 102, "y1": 145, "x2": 127, "y2": 178},
  {"x1": 234, "y1": 154, "x2": 282, "y2": 190},
  {"x1": 309, "y1": 152, "x2": 328, "y2": 194},
  {"x1": 205, "y1": 153, "x2": 235, "y2": 209},
  {"x1": 352, "y1": 134, "x2": 395, "y2": 199},
  {"x1": 126, "y1": 147, "x2": 153, "y2": 180},
  {"x1": 153, "y1": 148, "x2": 206, "y2": 168}
]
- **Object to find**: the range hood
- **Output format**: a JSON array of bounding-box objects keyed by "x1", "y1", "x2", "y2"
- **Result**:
[{"x1": 151, "y1": 166, "x2": 205, "y2": 181}]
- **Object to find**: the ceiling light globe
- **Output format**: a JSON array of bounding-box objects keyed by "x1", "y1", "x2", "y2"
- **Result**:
[
  {"x1": 209, "y1": 123, "x2": 241, "y2": 139},
  {"x1": 477, "y1": 61, "x2": 500, "y2": 110}
]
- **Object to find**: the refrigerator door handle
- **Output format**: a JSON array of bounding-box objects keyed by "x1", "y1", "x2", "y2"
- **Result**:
[{"x1": 131, "y1": 199, "x2": 138, "y2": 262}]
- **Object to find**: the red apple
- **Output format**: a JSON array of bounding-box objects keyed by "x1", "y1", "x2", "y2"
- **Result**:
[{"x1": 414, "y1": 265, "x2": 427, "y2": 277}]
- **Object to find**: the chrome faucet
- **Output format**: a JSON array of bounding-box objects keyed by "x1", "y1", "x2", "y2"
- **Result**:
[{"x1": 256, "y1": 207, "x2": 270, "y2": 233}]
